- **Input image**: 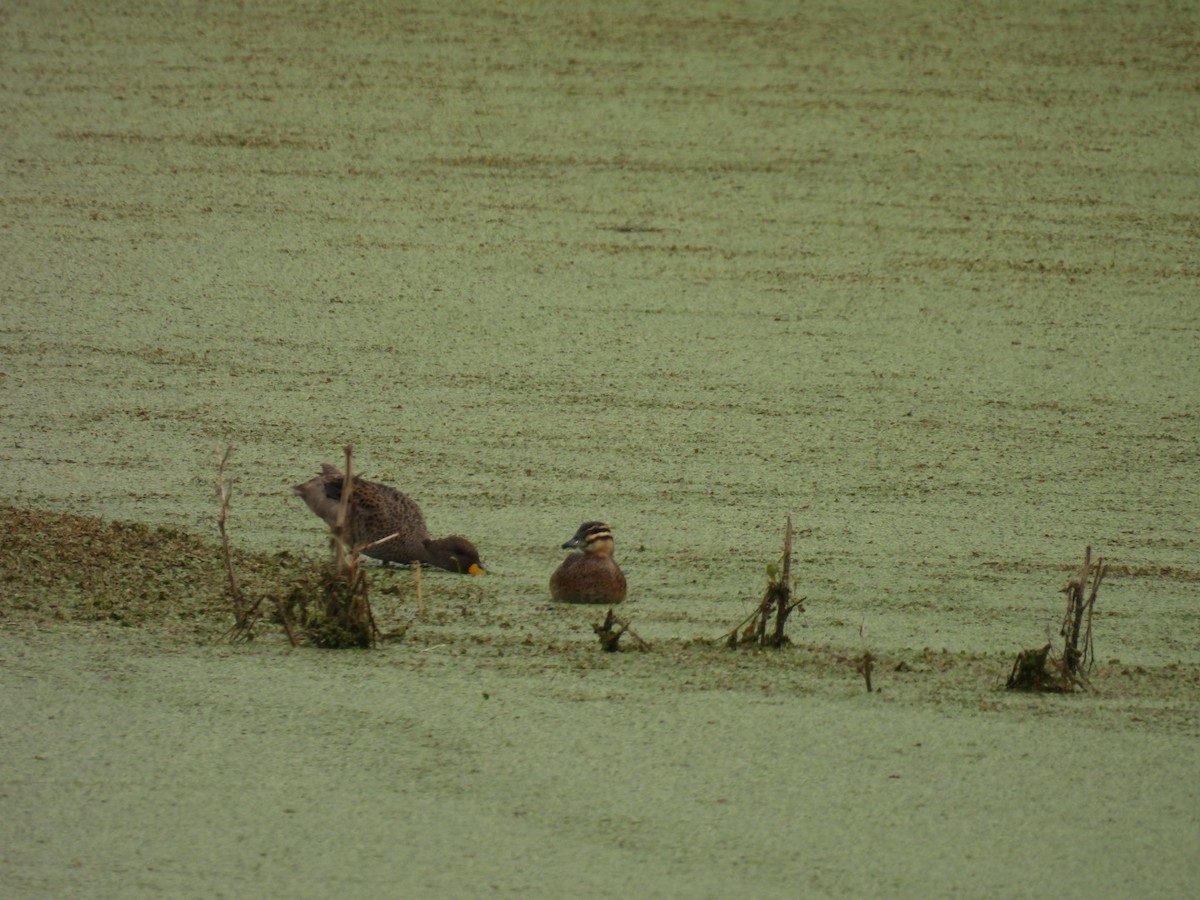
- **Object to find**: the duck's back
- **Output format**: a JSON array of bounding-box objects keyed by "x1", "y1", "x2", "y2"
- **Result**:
[
  {"x1": 294, "y1": 464, "x2": 433, "y2": 563},
  {"x1": 344, "y1": 480, "x2": 434, "y2": 562}
]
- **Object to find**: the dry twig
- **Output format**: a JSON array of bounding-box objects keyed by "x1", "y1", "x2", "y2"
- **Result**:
[
  {"x1": 290, "y1": 443, "x2": 380, "y2": 649},
  {"x1": 1007, "y1": 545, "x2": 1106, "y2": 692},
  {"x1": 593, "y1": 608, "x2": 650, "y2": 652},
  {"x1": 723, "y1": 515, "x2": 806, "y2": 649},
  {"x1": 216, "y1": 445, "x2": 277, "y2": 643},
  {"x1": 1060, "y1": 545, "x2": 1105, "y2": 680},
  {"x1": 857, "y1": 619, "x2": 875, "y2": 693},
  {"x1": 217, "y1": 445, "x2": 298, "y2": 645}
]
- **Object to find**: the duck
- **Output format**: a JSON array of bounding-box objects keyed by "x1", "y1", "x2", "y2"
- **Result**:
[
  {"x1": 292, "y1": 463, "x2": 486, "y2": 575},
  {"x1": 549, "y1": 521, "x2": 627, "y2": 604}
]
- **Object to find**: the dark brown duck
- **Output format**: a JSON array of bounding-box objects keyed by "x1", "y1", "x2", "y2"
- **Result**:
[
  {"x1": 549, "y1": 521, "x2": 627, "y2": 604},
  {"x1": 293, "y1": 463, "x2": 486, "y2": 574}
]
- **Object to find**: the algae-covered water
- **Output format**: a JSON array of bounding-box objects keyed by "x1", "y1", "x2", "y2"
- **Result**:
[{"x1": 2, "y1": 1, "x2": 1198, "y2": 897}]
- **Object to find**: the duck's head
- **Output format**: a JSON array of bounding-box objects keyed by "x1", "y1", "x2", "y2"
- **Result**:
[
  {"x1": 562, "y1": 521, "x2": 616, "y2": 556},
  {"x1": 292, "y1": 465, "x2": 343, "y2": 525},
  {"x1": 424, "y1": 536, "x2": 487, "y2": 575}
]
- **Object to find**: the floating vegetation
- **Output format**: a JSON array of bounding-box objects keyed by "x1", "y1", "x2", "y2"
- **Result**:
[{"x1": 0, "y1": 502, "x2": 297, "y2": 636}]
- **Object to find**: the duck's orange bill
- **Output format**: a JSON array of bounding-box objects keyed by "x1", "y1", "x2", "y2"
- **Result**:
[{"x1": 468, "y1": 563, "x2": 487, "y2": 576}]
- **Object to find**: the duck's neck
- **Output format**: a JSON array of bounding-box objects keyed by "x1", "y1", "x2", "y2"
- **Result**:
[
  {"x1": 421, "y1": 538, "x2": 466, "y2": 573},
  {"x1": 294, "y1": 480, "x2": 340, "y2": 525},
  {"x1": 585, "y1": 536, "x2": 616, "y2": 558}
]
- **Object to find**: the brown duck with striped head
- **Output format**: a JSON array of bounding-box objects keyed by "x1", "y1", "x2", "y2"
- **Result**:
[
  {"x1": 293, "y1": 463, "x2": 486, "y2": 575},
  {"x1": 549, "y1": 521, "x2": 627, "y2": 604}
]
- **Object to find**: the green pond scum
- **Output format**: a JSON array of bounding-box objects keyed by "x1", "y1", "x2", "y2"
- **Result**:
[{"x1": 2, "y1": 1, "x2": 1198, "y2": 896}]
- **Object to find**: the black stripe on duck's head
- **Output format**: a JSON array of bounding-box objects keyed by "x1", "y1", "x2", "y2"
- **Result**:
[
  {"x1": 562, "y1": 521, "x2": 616, "y2": 554},
  {"x1": 424, "y1": 536, "x2": 487, "y2": 575}
]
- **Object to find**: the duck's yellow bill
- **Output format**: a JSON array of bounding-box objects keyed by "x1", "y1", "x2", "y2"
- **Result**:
[{"x1": 468, "y1": 563, "x2": 487, "y2": 576}]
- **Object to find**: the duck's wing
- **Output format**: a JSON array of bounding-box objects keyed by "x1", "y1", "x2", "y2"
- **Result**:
[
  {"x1": 325, "y1": 477, "x2": 407, "y2": 520},
  {"x1": 321, "y1": 470, "x2": 380, "y2": 505}
]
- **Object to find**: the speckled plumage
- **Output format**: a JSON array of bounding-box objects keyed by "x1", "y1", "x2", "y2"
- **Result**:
[
  {"x1": 550, "y1": 521, "x2": 627, "y2": 604},
  {"x1": 292, "y1": 463, "x2": 485, "y2": 574}
]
